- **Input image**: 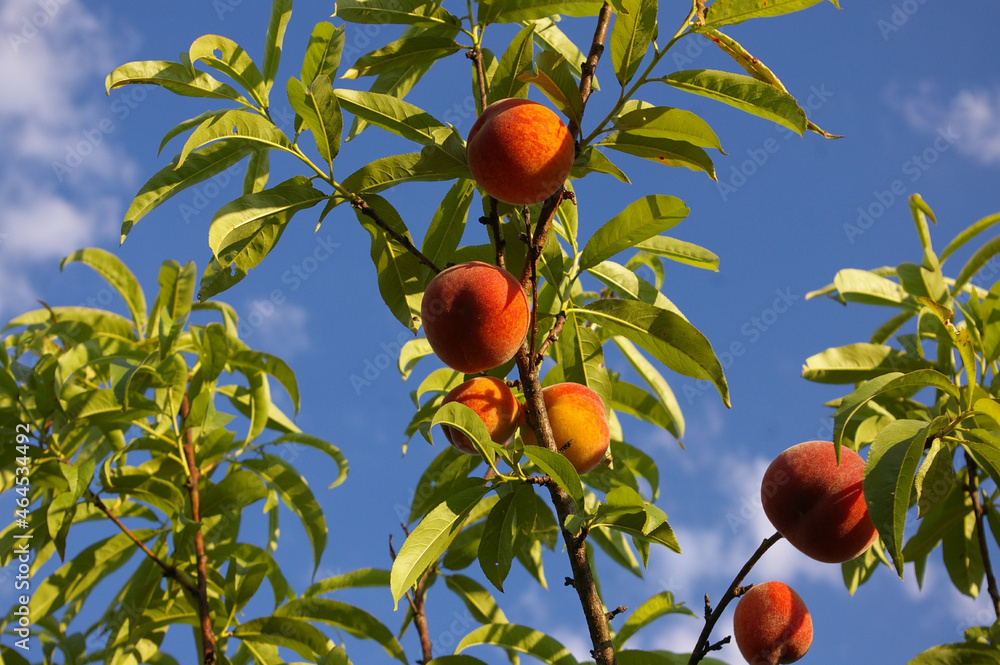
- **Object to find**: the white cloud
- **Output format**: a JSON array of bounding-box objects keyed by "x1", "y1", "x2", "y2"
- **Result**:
[
  {"x1": 0, "y1": 0, "x2": 139, "y2": 320},
  {"x1": 241, "y1": 300, "x2": 312, "y2": 357},
  {"x1": 890, "y1": 82, "x2": 1000, "y2": 165}
]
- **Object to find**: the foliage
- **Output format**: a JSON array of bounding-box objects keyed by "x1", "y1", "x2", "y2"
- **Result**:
[
  {"x1": 7, "y1": 1, "x2": 992, "y2": 665},
  {"x1": 803, "y1": 195, "x2": 1000, "y2": 661}
]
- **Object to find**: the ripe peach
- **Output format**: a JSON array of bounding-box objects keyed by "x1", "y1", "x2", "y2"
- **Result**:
[
  {"x1": 761, "y1": 440, "x2": 878, "y2": 564},
  {"x1": 466, "y1": 98, "x2": 575, "y2": 206},
  {"x1": 520, "y1": 383, "x2": 609, "y2": 474},
  {"x1": 440, "y1": 376, "x2": 521, "y2": 455},
  {"x1": 733, "y1": 581, "x2": 813, "y2": 665},
  {"x1": 421, "y1": 261, "x2": 529, "y2": 374}
]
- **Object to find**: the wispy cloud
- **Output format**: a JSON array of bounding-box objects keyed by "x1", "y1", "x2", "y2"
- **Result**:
[
  {"x1": 889, "y1": 81, "x2": 1000, "y2": 165},
  {"x1": 0, "y1": 0, "x2": 138, "y2": 318}
]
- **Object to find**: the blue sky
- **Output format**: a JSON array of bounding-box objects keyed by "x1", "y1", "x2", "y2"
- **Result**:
[{"x1": 2, "y1": 0, "x2": 1000, "y2": 663}]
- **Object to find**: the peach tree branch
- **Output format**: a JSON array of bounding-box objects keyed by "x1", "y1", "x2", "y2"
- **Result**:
[{"x1": 965, "y1": 451, "x2": 1000, "y2": 619}]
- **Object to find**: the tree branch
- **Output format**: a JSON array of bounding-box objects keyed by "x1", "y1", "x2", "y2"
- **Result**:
[
  {"x1": 392, "y1": 532, "x2": 434, "y2": 663},
  {"x1": 536, "y1": 311, "x2": 567, "y2": 363},
  {"x1": 965, "y1": 452, "x2": 1000, "y2": 619},
  {"x1": 180, "y1": 395, "x2": 217, "y2": 665},
  {"x1": 467, "y1": 47, "x2": 489, "y2": 114},
  {"x1": 352, "y1": 198, "x2": 442, "y2": 275},
  {"x1": 567, "y1": 1, "x2": 614, "y2": 140},
  {"x1": 480, "y1": 197, "x2": 506, "y2": 270},
  {"x1": 688, "y1": 532, "x2": 783, "y2": 665},
  {"x1": 87, "y1": 489, "x2": 198, "y2": 595}
]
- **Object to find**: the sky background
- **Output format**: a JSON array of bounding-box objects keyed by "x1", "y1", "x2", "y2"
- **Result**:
[{"x1": 2, "y1": 0, "x2": 1000, "y2": 663}]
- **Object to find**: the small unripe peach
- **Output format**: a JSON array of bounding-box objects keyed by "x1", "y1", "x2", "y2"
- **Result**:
[
  {"x1": 761, "y1": 440, "x2": 878, "y2": 564},
  {"x1": 421, "y1": 261, "x2": 529, "y2": 374},
  {"x1": 733, "y1": 581, "x2": 813, "y2": 665},
  {"x1": 441, "y1": 376, "x2": 521, "y2": 455},
  {"x1": 520, "y1": 382, "x2": 609, "y2": 474},
  {"x1": 466, "y1": 98, "x2": 575, "y2": 206}
]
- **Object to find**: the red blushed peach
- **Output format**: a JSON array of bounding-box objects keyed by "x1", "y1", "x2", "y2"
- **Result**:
[
  {"x1": 761, "y1": 440, "x2": 878, "y2": 564},
  {"x1": 421, "y1": 261, "x2": 529, "y2": 374},
  {"x1": 466, "y1": 98, "x2": 575, "y2": 206},
  {"x1": 733, "y1": 581, "x2": 813, "y2": 665},
  {"x1": 440, "y1": 376, "x2": 521, "y2": 455},
  {"x1": 520, "y1": 383, "x2": 610, "y2": 474}
]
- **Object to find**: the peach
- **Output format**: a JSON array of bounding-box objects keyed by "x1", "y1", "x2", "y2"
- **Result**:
[
  {"x1": 520, "y1": 383, "x2": 609, "y2": 474},
  {"x1": 421, "y1": 261, "x2": 529, "y2": 374},
  {"x1": 733, "y1": 581, "x2": 813, "y2": 665},
  {"x1": 440, "y1": 376, "x2": 521, "y2": 455},
  {"x1": 466, "y1": 98, "x2": 575, "y2": 205},
  {"x1": 761, "y1": 440, "x2": 878, "y2": 564}
]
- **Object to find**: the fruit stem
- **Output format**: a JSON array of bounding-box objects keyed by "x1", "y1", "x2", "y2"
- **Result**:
[
  {"x1": 687, "y1": 531, "x2": 783, "y2": 665},
  {"x1": 964, "y1": 452, "x2": 1000, "y2": 619}
]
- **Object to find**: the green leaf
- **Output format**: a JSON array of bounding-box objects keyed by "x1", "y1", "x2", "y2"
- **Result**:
[
  {"x1": 201, "y1": 470, "x2": 268, "y2": 518},
  {"x1": 287, "y1": 75, "x2": 342, "y2": 166},
  {"x1": 343, "y1": 36, "x2": 461, "y2": 79},
  {"x1": 527, "y1": 18, "x2": 596, "y2": 90},
  {"x1": 355, "y1": 195, "x2": 427, "y2": 333},
  {"x1": 421, "y1": 179, "x2": 475, "y2": 279},
  {"x1": 616, "y1": 652, "x2": 727, "y2": 665},
  {"x1": 659, "y1": 69, "x2": 806, "y2": 135},
  {"x1": 60, "y1": 248, "x2": 147, "y2": 335},
  {"x1": 517, "y1": 50, "x2": 582, "y2": 128},
  {"x1": 244, "y1": 148, "x2": 270, "y2": 194},
  {"x1": 557, "y1": 311, "x2": 614, "y2": 413},
  {"x1": 426, "y1": 658, "x2": 492, "y2": 665},
  {"x1": 597, "y1": 511, "x2": 680, "y2": 552},
  {"x1": 478, "y1": 490, "x2": 518, "y2": 591},
  {"x1": 338, "y1": 152, "x2": 455, "y2": 202},
  {"x1": 178, "y1": 109, "x2": 295, "y2": 169},
  {"x1": 906, "y1": 642, "x2": 1000, "y2": 664},
  {"x1": 610, "y1": 0, "x2": 658, "y2": 87},
  {"x1": 188, "y1": 34, "x2": 267, "y2": 107},
  {"x1": 580, "y1": 195, "x2": 688, "y2": 270},
  {"x1": 864, "y1": 419, "x2": 929, "y2": 575},
  {"x1": 613, "y1": 106, "x2": 724, "y2": 152},
  {"x1": 598, "y1": 131, "x2": 717, "y2": 179},
  {"x1": 456, "y1": 624, "x2": 579, "y2": 665},
  {"x1": 488, "y1": 23, "x2": 535, "y2": 104},
  {"x1": 940, "y1": 211, "x2": 1000, "y2": 263},
  {"x1": 576, "y1": 299, "x2": 730, "y2": 406},
  {"x1": 399, "y1": 338, "x2": 434, "y2": 380},
  {"x1": 571, "y1": 146, "x2": 630, "y2": 182},
  {"x1": 262, "y1": 0, "x2": 293, "y2": 98},
  {"x1": 102, "y1": 466, "x2": 186, "y2": 514},
  {"x1": 271, "y1": 432, "x2": 350, "y2": 489},
  {"x1": 122, "y1": 140, "x2": 255, "y2": 240},
  {"x1": 336, "y1": 0, "x2": 461, "y2": 26},
  {"x1": 233, "y1": 616, "x2": 332, "y2": 661},
  {"x1": 208, "y1": 177, "x2": 326, "y2": 268},
  {"x1": 833, "y1": 268, "x2": 910, "y2": 307},
  {"x1": 802, "y1": 343, "x2": 932, "y2": 384},
  {"x1": 444, "y1": 574, "x2": 509, "y2": 624},
  {"x1": 521, "y1": 445, "x2": 585, "y2": 508},
  {"x1": 612, "y1": 380, "x2": 679, "y2": 436},
  {"x1": 941, "y1": 491, "x2": 984, "y2": 597},
  {"x1": 275, "y1": 598, "x2": 407, "y2": 663},
  {"x1": 334, "y1": 89, "x2": 448, "y2": 145},
  {"x1": 483, "y1": 0, "x2": 605, "y2": 23},
  {"x1": 106, "y1": 60, "x2": 249, "y2": 104},
  {"x1": 588, "y1": 261, "x2": 682, "y2": 315},
  {"x1": 391, "y1": 480, "x2": 492, "y2": 607},
  {"x1": 633, "y1": 236, "x2": 719, "y2": 271},
  {"x1": 612, "y1": 592, "x2": 694, "y2": 650},
  {"x1": 301, "y1": 22, "x2": 346, "y2": 85},
  {"x1": 704, "y1": 0, "x2": 833, "y2": 28},
  {"x1": 305, "y1": 568, "x2": 390, "y2": 596},
  {"x1": 952, "y1": 234, "x2": 1000, "y2": 297},
  {"x1": 240, "y1": 455, "x2": 327, "y2": 574}
]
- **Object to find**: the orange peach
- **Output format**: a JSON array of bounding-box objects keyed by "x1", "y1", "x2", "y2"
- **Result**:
[
  {"x1": 520, "y1": 382, "x2": 609, "y2": 474},
  {"x1": 421, "y1": 261, "x2": 529, "y2": 374},
  {"x1": 466, "y1": 98, "x2": 575, "y2": 205},
  {"x1": 761, "y1": 440, "x2": 878, "y2": 564},
  {"x1": 733, "y1": 581, "x2": 813, "y2": 665},
  {"x1": 440, "y1": 376, "x2": 521, "y2": 455}
]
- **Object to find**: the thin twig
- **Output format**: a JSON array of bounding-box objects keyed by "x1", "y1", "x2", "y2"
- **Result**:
[
  {"x1": 965, "y1": 452, "x2": 1000, "y2": 619},
  {"x1": 352, "y1": 198, "x2": 442, "y2": 275},
  {"x1": 87, "y1": 489, "x2": 197, "y2": 594},
  {"x1": 180, "y1": 395, "x2": 217, "y2": 665},
  {"x1": 566, "y1": 1, "x2": 614, "y2": 141},
  {"x1": 606, "y1": 606, "x2": 628, "y2": 621},
  {"x1": 688, "y1": 532, "x2": 783, "y2": 665},
  {"x1": 391, "y1": 532, "x2": 435, "y2": 663},
  {"x1": 480, "y1": 197, "x2": 506, "y2": 270},
  {"x1": 468, "y1": 47, "x2": 489, "y2": 114},
  {"x1": 536, "y1": 311, "x2": 568, "y2": 363}
]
